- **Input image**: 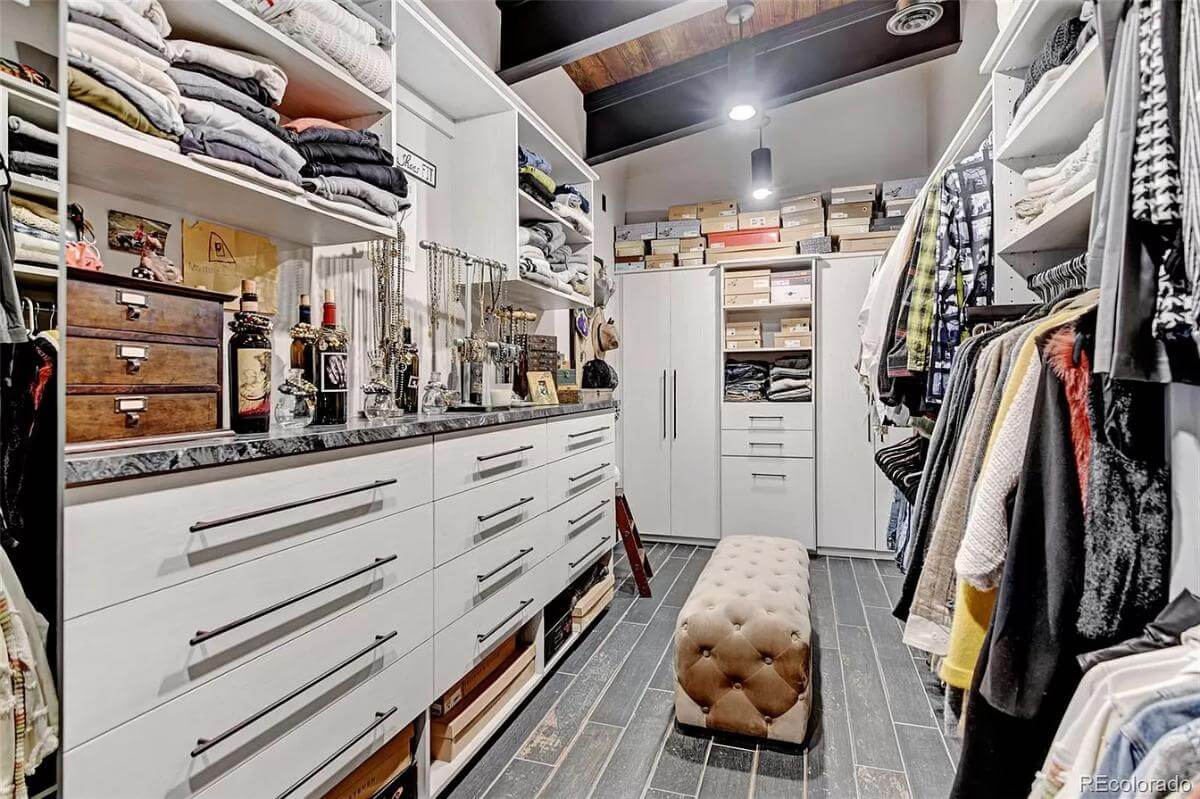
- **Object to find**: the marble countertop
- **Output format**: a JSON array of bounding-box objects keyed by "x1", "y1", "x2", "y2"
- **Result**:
[{"x1": 65, "y1": 400, "x2": 616, "y2": 486}]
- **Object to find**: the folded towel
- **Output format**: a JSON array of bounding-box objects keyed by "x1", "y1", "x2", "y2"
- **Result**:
[
  {"x1": 300, "y1": 161, "x2": 408, "y2": 197},
  {"x1": 179, "y1": 96, "x2": 304, "y2": 172},
  {"x1": 69, "y1": 47, "x2": 185, "y2": 136},
  {"x1": 71, "y1": 28, "x2": 181, "y2": 108},
  {"x1": 68, "y1": 0, "x2": 166, "y2": 53},
  {"x1": 302, "y1": 175, "x2": 407, "y2": 217},
  {"x1": 269, "y1": 7, "x2": 391, "y2": 93},
  {"x1": 68, "y1": 9, "x2": 167, "y2": 57},
  {"x1": 7, "y1": 117, "x2": 57, "y2": 156},
  {"x1": 182, "y1": 124, "x2": 303, "y2": 184},
  {"x1": 167, "y1": 39, "x2": 287, "y2": 105}
]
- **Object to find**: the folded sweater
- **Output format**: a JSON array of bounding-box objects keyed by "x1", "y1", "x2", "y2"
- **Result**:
[
  {"x1": 7, "y1": 117, "x2": 57, "y2": 156},
  {"x1": 70, "y1": 27, "x2": 181, "y2": 108},
  {"x1": 302, "y1": 175, "x2": 406, "y2": 216},
  {"x1": 183, "y1": 124, "x2": 303, "y2": 184},
  {"x1": 168, "y1": 67, "x2": 285, "y2": 135},
  {"x1": 68, "y1": 20, "x2": 168, "y2": 71},
  {"x1": 269, "y1": 8, "x2": 391, "y2": 94},
  {"x1": 68, "y1": 48, "x2": 184, "y2": 136},
  {"x1": 167, "y1": 39, "x2": 287, "y2": 105},
  {"x1": 294, "y1": 140, "x2": 391, "y2": 165},
  {"x1": 300, "y1": 161, "x2": 407, "y2": 197},
  {"x1": 68, "y1": 0, "x2": 166, "y2": 53},
  {"x1": 178, "y1": 96, "x2": 304, "y2": 172},
  {"x1": 68, "y1": 9, "x2": 167, "y2": 57}
]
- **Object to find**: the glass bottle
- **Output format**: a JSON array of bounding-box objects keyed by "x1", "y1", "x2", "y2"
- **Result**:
[
  {"x1": 397, "y1": 325, "x2": 420, "y2": 414},
  {"x1": 289, "y1": 293, "x2": 317, "y2": 386},
  {"x1": 274, "y1": 368, "x2": 316, "y2": 427},
  {"x1": 228, "y1": 279, "x2": 273, "y2": 434},
  {"x1": 312, "y1": 288, "x2": 349, "y2": 425},
  {"x1": 421, "y1": 371, "x2": 449, "y2": 415}
]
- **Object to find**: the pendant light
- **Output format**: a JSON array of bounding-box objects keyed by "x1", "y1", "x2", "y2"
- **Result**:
[
  {"x1": 725, "y1": 0, "x2": 758, "y2": 121},
  {"x1": 750, "y1": 124, "x2": 773, "y2": 200}
]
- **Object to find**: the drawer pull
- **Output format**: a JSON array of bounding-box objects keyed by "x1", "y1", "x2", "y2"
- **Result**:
[
  {"x1": 189, "y1": 479, "x2": 397, "y2": 533},
  {"x1": 477, "y1": 444, "x2": 534, "y2": 463},
  {"x1": 748, "y1": 441, "x2": 784, "y2": 447},
  {"x1": 568, "y1": 499, "x2": 610, "y2": 525},
  {"x1": 273, "y1": 706, "x2": 398, "y2": 799},
  {"x1": 569, "y1": 535, "x2": 612, "y2": 569},
  {"x1": 191, "y1": 630, "x2": 398, "y2": 758},
  {"x1": 567, "y1": 425, "x2": 609, "y2": 439},
  {"x1": 477, "y1": 496, "x2": 535, "y2": 523},
  {"x1": 477, "y1": 548, "x2": 534, "y2": 582},
  {"x1": 751, "y1": 472, "x2": 788, "y2": 479},
  {"x1": 749, "y1": 415, "x2": 784, "y2": 421},
  {"x1": 114, "y1": 396, "x2": 147, "y2": 428},
  {"x1": 116, "y1": 343, "x2": 149, "y2": 373},
  {"x1": 190, "y1": 555, "x2": 397, "y2": 646},
  {"x1": 568, "y1": 462, "x2": 611, "y2": 483},
  {"x1": 477, "y1": 598, "x2": 534, "y2": 643},
  {"x1": 116, "y1": 289, "x2": 148, "y2": 320}
]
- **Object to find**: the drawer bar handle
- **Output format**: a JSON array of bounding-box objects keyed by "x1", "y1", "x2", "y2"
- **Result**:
[
  {"x1": 273, "y1": 706, "x2": 398, "y2": 799},
  {"x1": 748, "y1": 442, "x2": 784, "y2": 447},
  {"x1": 751, "y1": 473, "x2": 788, "y2": 479},
  {"x1": 567, "y1": 425, "x2": 609, "y2": 439},
  {"x1": 569, "y1": 535, "x2": 612, "y2": 568},
  {"x1": 189, "y1": 479, "x2": 397, "y2": 533},
  {"x1": 477, "y1": 598, "x2": 535, "y2": 643},
  {"x1": 477, "y1": 496, "x2": 535, "y2": 523},
  {"x1": 190, "y1": 555, "x2": 397, "y2": 646},
  {"x1": 191, "y1": 630, "x2": 398, "y2": 758},
  {"x1": 569, "y1": 499, "x2": 610, "y2": 525},
  {"x1": 477, "y1": 548, "x2": 534, "y2": 582},
  {"x1": 749, "y1": 415, "x2": 784, "y2": 420},
  {"x1": 477, "y1": 444, "x2": 534, "y2": 462},
  {"x1": 568, "y1": 462, "x2": 611, "y2": 482}
]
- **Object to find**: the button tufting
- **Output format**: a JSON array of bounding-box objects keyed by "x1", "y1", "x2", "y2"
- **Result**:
[
  {"x1": 702, "y1": 706, "x2": 709, "y2": 714},
  {"x1": 703, "y1": 650, "x2": 710, "y2": 657},
  {"x1": 734, "y1": 683, "x2": 742, "y2": 690},
  {"x1": 734, "y1": 623, "x2": 741, "y2": 631},
  {"x1": 764, "y1": 656, "x2": 773, "y2": 665}
]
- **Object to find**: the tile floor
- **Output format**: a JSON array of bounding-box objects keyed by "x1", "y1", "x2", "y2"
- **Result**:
[{"x1": 443, "y1": 543, "x2": 959, "y2": 799}]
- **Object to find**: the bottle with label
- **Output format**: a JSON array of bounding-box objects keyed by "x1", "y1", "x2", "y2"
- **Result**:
[
  {"x1": 313, "y1": 288, "x2": 349, "y2": 425},
  {"x1": 289, "y1": 293, "x2": 317, "y2": 385},
  {"x1": 396, "y1": 325, "x2": 420, "y2": 414},
  {"x1": 228, "y1": 279, "x2": 273, "y2": 434}
]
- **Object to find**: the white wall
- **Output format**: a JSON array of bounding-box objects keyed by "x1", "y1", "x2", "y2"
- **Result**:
[
  {"x1": 513, "y1": 70, "x2": 588, "y2": 157},
  {"x1": 424, "y1": 0, "x2": 501, "y2": 70},
  {"x1": 922, "y1": 0, "x2": 997, "y2": 166}
]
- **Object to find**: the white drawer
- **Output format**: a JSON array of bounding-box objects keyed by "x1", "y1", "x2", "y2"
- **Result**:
[
  {"x1": 433, "y1": 421, "x2": 547, "y2": 499},
  {"x1": 721, "y1": 429, "x2": 814, "y2": 458},
  {"x1": 65, "y1": 438, "x2": 433, "y2": 618},
  {"x1": 433, "y1": 560, "x2": 544, "y2": 697},
  {"x1": 721, "y1": 456, "x2": 815, "y2": 549},
  {"x1": 63, "y1": 572, "x2": 433, "y2": 798},
  {"x1": 539, "y1": 509, "x2": 616, "y2": 606},
  {"x1": 65, "y1": 503, "x2": 433, "y2": 748},
  {"x1": 546, "y1": 443, "x2": 616, "y2": 509},
  {"x1": 434, "y1": 514, "x2": 548, "y2": 632},
  {"x1": 721, "y1": 402, "x2": 813, "y2": 431},
  {"x1": 546, "y1": 411, "x2": 616, "y2": 462},
  {"x1": 202, "y1": 641, "x2": 431, "y2": 799},
  {"x1": 544, "y1": 478, "x2": 615, "y2": 554},
  {"x1": 433, "y1": 466, "x2": 547, "y2": 566}
]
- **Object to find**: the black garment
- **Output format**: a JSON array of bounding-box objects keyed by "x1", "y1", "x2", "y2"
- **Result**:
[
  {"x1": 1014, "y1": 16, "x2": 1086, "y2": 113},
  {"x1": 519, "y1": 173, "x2": 555, "y2": 206},
  {"x1": 11, "y1": 161, "x2": 55, "y2": 180},
  {"x1": 294, "y1": 141, "x2": 392, "y2": 166},
  {"x1": 294, "y1": 127, "x2": 380, "y2": 147},
  {"x1": 300, "y1": 161, "x2": 408, "y2": 197},
  {"x1": 172, "y1": 62, "x2": 273, "y2": 108},
  {"x1": 8, "y1": 133, "x2": 55, "y2": 158},
  {"x1": 1078, "y1": 590, "x2": 1200, "y2": 672}
]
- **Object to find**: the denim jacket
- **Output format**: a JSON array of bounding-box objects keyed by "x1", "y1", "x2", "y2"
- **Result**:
[{"x1": 1084, "y1": 691, "x2": 1200, "y2": 797}]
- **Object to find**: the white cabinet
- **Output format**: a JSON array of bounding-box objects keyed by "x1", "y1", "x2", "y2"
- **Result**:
[
  {"x1": 721, "y1": 456, "x2": 816, "y2": 545},
  {"x1": 619, "y1": 269, "x2": 720, "y2": 541}
]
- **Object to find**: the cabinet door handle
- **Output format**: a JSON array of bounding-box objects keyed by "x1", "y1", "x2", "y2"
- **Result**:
[
  {"x1": 192, "y1": 631, "x2": 397, "y2": 758},
  {"x1": 661, "y1": 370, "x2": 667, "y2": 439},
  {"x1": 568, "y1": 498, "x2": 610, "y2": 525},
  {"x1": 477, "y1": 444, "x2": 534, "y2": 462},
  {"x1": 273, "y1": 707, "x2": 397, "y2": 799},
  {"x1": 190, "y1": 555, "x2": 396, "y2": 646},
  {"x1": 569, "y1": 535, "x2": 612, "y2": 568},
  {"x1": 751, "y1": 472, "x2": 788, "y2": 479},
  {"x1": 477, "y1": 496, "x2": 534, "y2": 522},
  {"x1": 478, "y1": 548, "x2": 534, "y2": 582},
  {"x1": 672, "y1": 370, "x2": 677, "y2": 440},
  {"x1": 190, "y1": 479, "x2": 396, "y2": 533},
  {"x1": 568, "y1": 462, "x2": 611, "y2": 482},
  {"x1": 568, "y1": 425, "x2": 609, "y2": 439},
  {"x1": 749, "y1": 415, "x2": 784, "y2": 420},
  {"x1": 477, "y1": 598, "x2": 534, "y2": 642}
]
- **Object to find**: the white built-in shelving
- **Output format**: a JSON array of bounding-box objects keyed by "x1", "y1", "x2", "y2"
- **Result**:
[
  {"x1": 996, "y1": 37, "x2": 1102, "y2": 161},
  {"x1": 517, "y1": 190, "x2": 592, "y2": 246},
  {"x1": 13, "y1": 263, "x2": 57, "y2": 286},
  {"x1": 11, "y1": 173, "x2": 58, "y2": 201},
  {"x1": 979, "y1": 0, "x2": 1083, "y2": 75},
  {"x1": 997, "y1": 179, "x2": 1096, "y2": 259}
]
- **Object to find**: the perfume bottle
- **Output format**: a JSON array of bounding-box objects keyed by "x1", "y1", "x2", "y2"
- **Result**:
[
  {"x1": 313, "y1": 289, "x2": 349, "y2": 425},
  {"x1": 421, "y1": 371, "x2": 449, "y2": 415},
  {"x1": 228, "y1": 280, "x2": 273, "y2": 434}
]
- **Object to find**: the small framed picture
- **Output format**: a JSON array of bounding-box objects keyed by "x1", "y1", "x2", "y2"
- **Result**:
[{"x1": 526, "y1": 371, "x2": 559, "y2": 406}]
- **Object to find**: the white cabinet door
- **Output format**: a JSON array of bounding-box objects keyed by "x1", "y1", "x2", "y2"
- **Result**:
[
  {"x1": 619, "y1": 272, "x2": 673, "y2": 536},
  {"x1": 669, "y1": 269, "x2": 721, "y2": 542},
  {"x1": 816, "y1": 256, "x2": 880, "y2": 552}
]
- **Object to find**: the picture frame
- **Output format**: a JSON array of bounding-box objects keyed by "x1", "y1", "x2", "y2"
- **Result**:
[{"x1": 526, "y1": 371, "x2": 559, "y2": 406}]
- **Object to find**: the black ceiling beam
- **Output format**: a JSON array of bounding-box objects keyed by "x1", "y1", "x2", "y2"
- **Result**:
[
  {"x1": 495, "y1": 0, "x2": 721, "y2": 84},
  {"x1": 583, "y1": 0, "x2": 962, "y2": 164}
]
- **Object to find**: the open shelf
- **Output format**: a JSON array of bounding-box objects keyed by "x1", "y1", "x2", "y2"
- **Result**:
[
  {"x1": 718, "y1": 255, "x2": 814, "y2": 271},
  {"x1": 997, "y1": 38, "x2": 1102, "y2": 161},
  {"x1": 516, "y1": 108, "x2": 595, "y2": 186},
  {"x1": 724, "y1": 347, "x2": 812, "y2": 354},
  {"x1": 500, "y1": 278, "x2": 591, "y2": 311},
  {"x1": 68, "y1": 112, "x2": 394, "y2": 245},
  {"x1": 0, "y1": 72, "x2": 57, "y2": 111},
  {"x1": 723, "y1": 301, "x2": 812, "y2": 312},
  {"x1": 159, "y1": 0, "x2": 390, "y2": 121},
  {"x1": 998, "y1": 179, "x2": 1095, "y2": 255},
  {"x1": 517, "y1": 190, "x2": 592, "y2": 245},
  {"x1": 14, "y1": 263, "x2": 57, "y2": 285},
  {"x1": 11, "y1": 173, "x2": 58, "y2": 200},
  {"x1": 979, "y1": 0, "x2": 1082, "y2": 75}
]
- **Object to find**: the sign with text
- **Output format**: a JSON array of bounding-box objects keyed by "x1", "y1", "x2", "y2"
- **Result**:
[{"x1": 395, "y1": 143, "x2": 437, "y2": 188}]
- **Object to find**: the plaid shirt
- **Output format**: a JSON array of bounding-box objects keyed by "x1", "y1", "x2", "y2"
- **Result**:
[
  {"x1": 884, "y1": 185, "x2": 939, "y2": 380},
  {"x1": 903, "y1": 178, "x2": 945, "y2": 373}
]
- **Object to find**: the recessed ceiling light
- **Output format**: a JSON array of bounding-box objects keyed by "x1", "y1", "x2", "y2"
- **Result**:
[
  {"x1": 887, "y1": 0, "x2": 943, "y2": 36},
  {"x1": 729, "y1": 103, "x2": 758, "y2": 121}
]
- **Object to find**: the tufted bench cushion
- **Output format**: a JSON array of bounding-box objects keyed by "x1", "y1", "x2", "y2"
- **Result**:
[{"x1": 674, "y1": 535, "x2": 812, "y2": 744}]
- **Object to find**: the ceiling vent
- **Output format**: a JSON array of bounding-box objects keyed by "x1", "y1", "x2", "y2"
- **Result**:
[{"x1": 886, "y1": 0, "x2": 943, "y2": 36}]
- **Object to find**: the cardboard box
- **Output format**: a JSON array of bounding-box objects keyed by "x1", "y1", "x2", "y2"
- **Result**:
[
  {"x1": 679, "y1": 237, "x2": 705, "y2": 253},
  {"x1": 709, "y1": 244, "x2": 797, "y2": 264},
  {"x1": 780, "y1": 224, "x2": 827, "y2": 243},
  {"x1": 738, "y1": 210, "x2": 781, "y2": 230},
  {"x1": 839, "y1": 232, "x2": 898, "y2": 253},
  {"x1": 781, "y1": 208, "x2": 825, "y2": 228},
  {"x1": 779, "y1": 192, "x2": 822, "y2": 214},
  {"x1": 433, "y1": 636, "x2": 518, "y2": 717},
  {"x1": 828, "y1": 201, "x2": 874, "y2": 220},
  {"x1": 320, "y1": 725, "x2": 415, "y2": 799},
  {"x1": 725, "y1": 321, "x2": 762, "y2": 338},
  {"x1": 615, "y1": 254, "x2": 644, "y2": 263},
  {"x1": 708, "y1": 229, "x2": 781, "y2": 249},
  {"x1": 724, "y1": 271, "x2": 772, "y2": 294},
  {"x1": 650, "y1": 238, "x2": 680, "y2": 255},
  {"x1": 615, "y1": 241, "x2": 646, "y2": 256},
  {"x1": 772, "y1": 284, "x2": 813, "y2": 304},
  {"x1": 668, "y1": 204, "x2": 699, "y2": 221},
  {"x1": 723, "y1": 291, "x2": 772, "y2": 307},
  {"x1": 771, "y1": 270, "x2": 810, "y2": 286},
  {"x1": 778, "y1": 332, "x2": 814, "y2": 348},
  {"x1": 871, "y1": 216, "x2": 905, "y2": 232},
  {"x1": 676, "y1": 254, "x2": 704, "y2": 268},
  {"x1": 432, "y1": 646, "x2": 536, "y2": 762},
  {"x1": 799, "y1": 236, "x2": 834, "y2": 254},
  {"x1": 701, "y1": 216, "x2": 739, "y2": 234},
  {"x1": 882, "y1": 177, "x2": 926, "y2": 201},
  {"x1": 781, "y1": 317, "x2": 811, "y2": 334},
  {"x1": 615, "y1": 222, "x2": 657, "y2": 241},
  {"x1": 645, "y1": 253, "x2": 675, "y2": 269},
  {"x1": 827, "y1": 222, "x2": 872, "y2": 235},
  {"x1": 615, "y1": 260, "x2": 645, "y2": 273},
  {"x1": 697, "y1": 199, "x2": 738, "y2": 218},
  {"x1": 657, "y1": 219, "x2": 701, "y2": 238},
  {"x1": 885, "y1": 197, "x2": 917, "y2": 217},
  {"x1": 725, "y1": 337, "x2": 763, "y2": 350},
  {"x1": 830, "y1": 183, "x2": 878, "y2": 205}
]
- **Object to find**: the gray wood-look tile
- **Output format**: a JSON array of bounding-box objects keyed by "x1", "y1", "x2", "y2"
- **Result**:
[
  {"x1": 863, "y1": 606, "x2": 937, "y2": 727},
  {"x1": 649, "y1": 640, "x2": 677, "y2": 692},
  {"x1": 852, "y1": 558, "x2": 892, "y2": 608},
  {"x1": 829, "y1": 558, "x2": 867, "y2": 627},
  {"x1": 444, "y1": 671, "x2": 574, "y2": 799},
  {"x1": 897, "y1": 723, "x2": 955, "y2": 799},
  {"x1": 875, "y1": 559, "x2": 902, "y2": 578},
  {"x1": 536, "y1": 723, "x2": 621, "y2": 799},
  {"x1": 671, "y1": 545, "x2": 698, "y2": 560},
  {"x1": 590, "y1": 603, "x2": 679, "y2": 726},
  {"x1": 557, "y1": 594, "x2": 634, "y2": 675},
  {"x1": 753, "y1": 744, "x2": 805, "y2": 799},
  {"x1": 663, "y1": 548, "x2": 712, "y2": 608},
  {"x1": 810, "y1": 564, "x2": 838, "y2": 652},
  {"x1": 697, "y1": 744, "x2": 755, "y2": 799},
  {"x1": 807, "y1": 648, "x2": 856, "y2": 799},
  {"x1": 651, "y1": 725, "x2": 710, "y2": 795},
  {"x1": 839, "y1": 625, "x2": 904, "y2": 771},
  {"x1": 592, "y1": 689, "x2": 675, "y2": 797},
  {"x1": 645, "y1": 790, "x2": 685, "y2": 799},
  {"x1": 482, "y1": 758, "x2": 553, "y2": 799},
  {"x1": 624, "y1": 554, "x2": 687, "y2": 624},
  {"x1": 856, "y1": 765, "x2": 912, "y2": 799},
  {"x1": 810, "y1": 555, "x2": 829, "y2": 572},
  {"x1": 880, "y1": 575, "x2": 905, "y2": 607}
]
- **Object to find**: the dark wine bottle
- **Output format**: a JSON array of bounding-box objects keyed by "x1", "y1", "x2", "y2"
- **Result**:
[
  {"x1": 313, "y1": 288, "x2": 349, "y2": 425},
  {"x1": 397, "y1": 325, "x2": 420, "y2": 414},
  {"x1": 228, "y1": 279, "x2": 273, "y2": 434},
  {"x1": 289, "y1": 293, "x2": 317, "y2": 385}
]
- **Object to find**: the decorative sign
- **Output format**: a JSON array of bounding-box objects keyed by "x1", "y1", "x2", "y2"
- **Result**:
[
  {"x1": 394, "y1": 142, "x2": 437, "y2": 188},
  {"x1": 181, "y1": 220, "x2": 279, "y2": 313}
]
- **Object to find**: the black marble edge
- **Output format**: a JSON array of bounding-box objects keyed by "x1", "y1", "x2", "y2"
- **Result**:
[{"x1": 65, "y1": 400, "x2": 617, "y2": 487}]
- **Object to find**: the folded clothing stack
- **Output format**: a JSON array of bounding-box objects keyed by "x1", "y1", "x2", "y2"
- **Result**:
[
  {"x1": 768, "y1": 354, "x2": 812, "y2": 402},
  {"x1": 554, "y1": 184, "x2": 589, "y2": 214},
  {"x1": 519, "y1": 146, "x2": 556, "y2": 207},
  {"x1": 289, "y1": 118, "x2": 409, "y2": 225},
  {"x1": 11, "y1": 196, "x2": 61, "y2": 267},
  {"x1": 725, "y1": 360, "x2": 769, "y2": 402},
  {"x1": 7, "y1": 116, "x2": 58, "y2": 181},
  {"x1": 1012, "y1": 11, "x2": 1088, "y2": 117},
  {"x1": 1014, "y1": 118, "x2": 1102, "y2": 223},
  {"x1": 519, "y1": 222, "x2": 590, "y2": 296},
  {"x1": 551, "y1": 197, "x2": 593, "y2": 238},
  {"x1": 233, "y1": 0, "x2": 392, "y2": 95}
]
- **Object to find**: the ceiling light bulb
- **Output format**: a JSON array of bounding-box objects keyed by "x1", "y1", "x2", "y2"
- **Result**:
[
  {"x1": 729, "y1": 103, "x2": 758, "y2": 121},
  {"x1": 752, "y1": 186, "x2": 773, "y2": 200}
]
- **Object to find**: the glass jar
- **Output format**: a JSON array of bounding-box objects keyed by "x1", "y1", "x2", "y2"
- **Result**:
[
  {"x1": 274, "y1": 368, "x2": 316, "y2": 428},
  {"x1": 421, "y1": 372, "x2": 449, "y2": 415}
]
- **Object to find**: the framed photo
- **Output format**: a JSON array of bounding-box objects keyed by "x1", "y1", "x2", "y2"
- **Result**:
[
  {"x1": 526, "y1": 371, "x2": 558, "y2": 406},
  {"x1": 108, "y1": 210, "x2": 170, "y2": 255}
]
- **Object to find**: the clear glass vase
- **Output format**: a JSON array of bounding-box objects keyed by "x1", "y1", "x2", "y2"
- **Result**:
[{"x1": 274, "y1": 368, "x2": 315, "y2": 428}]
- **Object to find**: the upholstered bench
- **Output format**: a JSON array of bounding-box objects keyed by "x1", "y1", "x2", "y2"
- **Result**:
[{"x1": 674, "y1": 535, "x2": 812, "y2": 744}]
